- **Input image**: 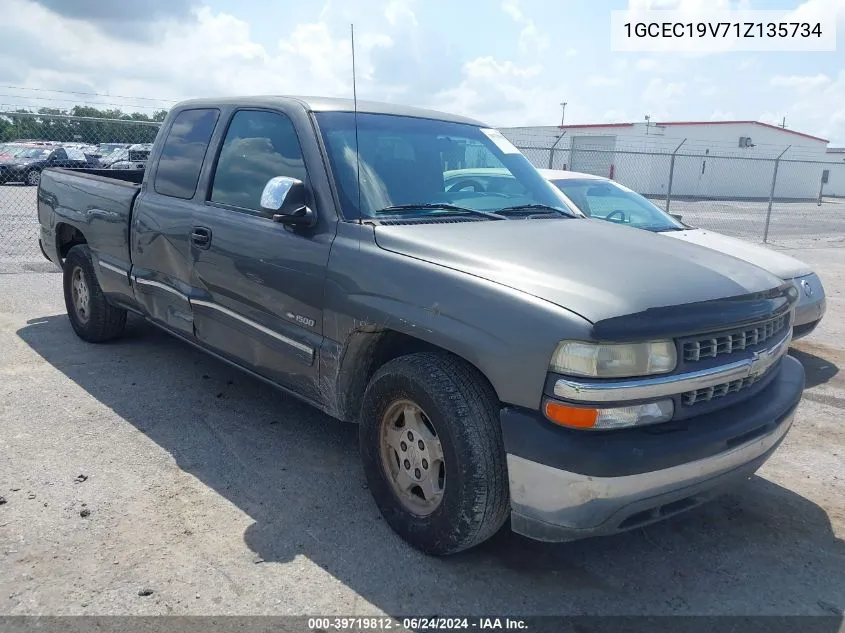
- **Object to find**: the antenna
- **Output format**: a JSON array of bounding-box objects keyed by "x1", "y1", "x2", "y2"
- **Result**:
[{"x1": 351, "y1": 23, "x2": 362, "y2": 224}]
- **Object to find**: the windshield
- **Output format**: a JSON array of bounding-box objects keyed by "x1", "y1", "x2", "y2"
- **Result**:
[
  {"x1": 15, "y1": 148, "x2": 51, "y2": 159},
  {"x1": 550, "y1": 178, "x2": 684, "y2": 231},
  {"x1": 315, "y1": 112, "x2": 575, "y2": 220}
]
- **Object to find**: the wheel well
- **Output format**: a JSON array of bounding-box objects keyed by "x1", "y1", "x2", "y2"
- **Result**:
[
  {"x1": 338, "y1": 329, "x2": 500, "y2": 422},
  {"x1": 56, "y1": 223, "x2": 87, "y2": 263}
]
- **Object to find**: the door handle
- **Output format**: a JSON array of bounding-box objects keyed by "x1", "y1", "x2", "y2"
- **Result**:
[{"x1": 191, "y1": 226, "x2": 212, "y2": 249}]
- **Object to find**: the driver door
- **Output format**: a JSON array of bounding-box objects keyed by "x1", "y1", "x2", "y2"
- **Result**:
[{"x1": 190, "y1": 108, "x2": 331, "y2": 399}]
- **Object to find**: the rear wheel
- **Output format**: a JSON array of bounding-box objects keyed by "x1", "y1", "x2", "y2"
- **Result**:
[
  {"x1": 359, "y1": 352, "x2": 510, "y2": 555},
  {"x1": 63, "y1": 244, "x2": 127, "y2": 342}
]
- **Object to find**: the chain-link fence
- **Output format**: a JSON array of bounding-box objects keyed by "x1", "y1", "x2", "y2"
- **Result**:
[
  {"x1": 3, "y1": 109, "x2": 844, "y2": 272},
  {"x1": 506, "y1": 133, "x2": 845, "y2": 248},
  {"x1": 0, "y1": 111, "x2": 161, "y2": 272}
]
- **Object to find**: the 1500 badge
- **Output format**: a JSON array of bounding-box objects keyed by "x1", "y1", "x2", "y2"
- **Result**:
[{"x1": 286, "y1": 312, "x2": 315, "y2": 328}]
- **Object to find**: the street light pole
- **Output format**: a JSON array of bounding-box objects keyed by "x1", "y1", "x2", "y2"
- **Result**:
[{"x1": 560, "y1": 101, "x2": 567, "y2": 126}]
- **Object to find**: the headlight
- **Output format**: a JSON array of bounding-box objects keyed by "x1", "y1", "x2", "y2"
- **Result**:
[
  {"x1": 543, "y1": 399, "x2": 674, "y2": 430},
  {"x1": 551, "y1": 340, "x2": 677, "y2": 378}
]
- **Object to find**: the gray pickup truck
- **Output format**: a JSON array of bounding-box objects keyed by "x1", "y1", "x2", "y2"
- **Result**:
[{"x1": 37, "y1": 96, "x2": 805, "y2": 555}]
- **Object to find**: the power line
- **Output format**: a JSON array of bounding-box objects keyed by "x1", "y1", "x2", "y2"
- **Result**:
[
  {"x1": 0, "y1": 95, "x2": 167, "y2": 110},
  {"x1": 0, "y1": 85, "x2": 176, "y2": 103}
]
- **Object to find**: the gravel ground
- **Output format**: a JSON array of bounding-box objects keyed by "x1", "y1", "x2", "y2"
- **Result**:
[{"x1": 0, "y1": 245, "x2": 843, "y2": 619}]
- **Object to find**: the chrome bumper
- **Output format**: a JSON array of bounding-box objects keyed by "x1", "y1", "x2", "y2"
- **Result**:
[{"x1": 508, "y1": 407, "x2": 795, "y2": 542}]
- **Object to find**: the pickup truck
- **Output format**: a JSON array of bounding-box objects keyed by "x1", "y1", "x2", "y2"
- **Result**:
[{"x1": 37, "y1": 96, "x2": 805, "y2": 555}]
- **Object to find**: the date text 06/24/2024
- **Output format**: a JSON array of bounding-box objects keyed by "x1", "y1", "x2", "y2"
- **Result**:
[{"x1": 307, "y1": 617, "x2": 529, "y2": 630}]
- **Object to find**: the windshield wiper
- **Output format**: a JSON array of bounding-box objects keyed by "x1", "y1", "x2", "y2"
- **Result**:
[
  {"x1": 494, "y1": 204, "x2": 578, "y2": 218},
  {"x1": 375, "y1": 203, "x2": 506, "y2": 220}
]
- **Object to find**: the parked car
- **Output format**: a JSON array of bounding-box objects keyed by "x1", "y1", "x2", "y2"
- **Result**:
[
  {"x1": 104, "y1": 143, "x2": 152, "y2": 170},
  {"x1": 538, "y1": 169, "x2": 827, "y2": 339},
  {"x1": 444, "y1": 167, "x2": 826, "y2": 340},
  {"x1": 37, "y1": 96, "x2": 804, "y2": 555},
  {"x1": 0, "y1": 145, "x2": 89, "y2": 186}
]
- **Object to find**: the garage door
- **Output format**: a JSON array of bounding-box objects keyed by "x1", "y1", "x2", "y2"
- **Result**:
[{"x1": 570, "y1": 135, "x2": 616, "y2": 177}]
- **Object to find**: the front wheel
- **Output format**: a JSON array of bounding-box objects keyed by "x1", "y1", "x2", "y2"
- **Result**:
[
  {"x1": 26, "y1": 169, "x2": 41, "y2": 187},
  {"x1": 63, "y1": 245, "x2": 127, "y2": 342},
  {"x1": 359, "y1": 352, "x2": 510, "y2": 555}
]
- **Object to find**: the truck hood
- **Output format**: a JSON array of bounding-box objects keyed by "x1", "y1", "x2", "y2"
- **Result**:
[
  {"x1": 659, "y1": 228, "x2": 812, "y2": 280},
  {"x1": 374, "y1": 218, "x2": 785, "y2": 323}
]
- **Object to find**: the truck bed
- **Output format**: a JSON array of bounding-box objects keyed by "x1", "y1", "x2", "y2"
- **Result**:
[{"x1": 38, "y1": 167, "x2": 141, "y2": 277}]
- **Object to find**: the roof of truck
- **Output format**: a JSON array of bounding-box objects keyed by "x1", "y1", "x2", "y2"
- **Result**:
[{"x1": 173, "y1": 96, "x2": 487, "y2": 127}]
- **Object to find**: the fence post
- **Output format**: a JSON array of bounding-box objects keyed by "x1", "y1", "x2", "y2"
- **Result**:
[
  {"x1": 763, "y1": 145, "x2": 790, "y2": 244},
  {"x1": 665, "y1": 139, "x2": 686, "y2": 214},
  {"x1": 548, "y1": 131, "x2": 567, "y2": 169}
]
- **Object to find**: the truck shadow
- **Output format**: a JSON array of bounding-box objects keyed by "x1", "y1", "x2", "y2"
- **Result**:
[
  {"x1": 789, "y1": 346, "x2": 840, "y2": 389},
  {"x1": 16, "y1": 314, "x2": 845, "y2": 618}
]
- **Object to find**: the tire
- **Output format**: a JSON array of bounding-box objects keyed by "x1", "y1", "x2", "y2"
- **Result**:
[
  {"x1": 63, "y1": 244, "x2": 127, "y2": 343},
  {"x1": 359, "y1": 352, "x2": 510, "y2": 555},
  {"x1": 26, "y1": 169, "x2": 41, "y2": 187}
]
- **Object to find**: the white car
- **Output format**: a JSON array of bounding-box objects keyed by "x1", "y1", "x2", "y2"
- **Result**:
[
  {"x1": 538, "y1": 169, "x2": 826, "y2": 339},
  {"x1": 442, "y1": 167, "x2": 826, "y2": 339}
]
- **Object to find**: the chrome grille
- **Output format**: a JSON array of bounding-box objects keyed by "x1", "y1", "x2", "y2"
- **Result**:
[
  {"x1": 682, "y1": 374, "x2": 762, "y2": 406},
  {"x1": 682, "y1": 313, "x2": 789, "y2": 362}
]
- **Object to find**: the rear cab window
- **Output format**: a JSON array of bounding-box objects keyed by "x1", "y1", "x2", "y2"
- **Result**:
[{"x1": 154, "y1": 108, "x2": 220, "y2": 199}]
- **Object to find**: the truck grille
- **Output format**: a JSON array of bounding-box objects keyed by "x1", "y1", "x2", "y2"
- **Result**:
[
  {"x1": 682, "y1": 313, "x2": 789, "y2": 362},
  {"x1": 681, "y1": 374, "x2": 762, "y2": 406}
]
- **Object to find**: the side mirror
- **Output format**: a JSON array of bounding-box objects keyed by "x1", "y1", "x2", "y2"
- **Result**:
[
  {"x1": 260, "y1": 176, "x2": 316, "y2": 227},
  {"x1": 671, "y1": 213, "x2": 683, "y2": 221}
]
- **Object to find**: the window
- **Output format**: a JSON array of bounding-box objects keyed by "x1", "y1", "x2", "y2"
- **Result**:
[
  {"x1": 210, "y1": 110, "x2": 306, "y2": 211},
  {"x1": 51, "y1": 148, "x2": 68, "y2": 161},
  {"x1": 65, "y1": 148, "x2": 86, "y2": 161},
  {"x1": 154, "y1": 108, "x2": 219, "y2": 199}
]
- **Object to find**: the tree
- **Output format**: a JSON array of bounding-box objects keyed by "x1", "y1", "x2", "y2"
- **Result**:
[{"x1": 0, "y1": 105, "x2": 167, "y2": 144}]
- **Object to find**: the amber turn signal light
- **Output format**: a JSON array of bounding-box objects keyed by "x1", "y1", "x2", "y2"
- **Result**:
[{"x1": 543, "y1": 401, "x2": 599, "y2": 429}]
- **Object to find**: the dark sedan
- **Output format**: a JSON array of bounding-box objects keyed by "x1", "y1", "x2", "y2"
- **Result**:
[{"x1": 0, "y1": 146, "x2": 89, "y2": 186}]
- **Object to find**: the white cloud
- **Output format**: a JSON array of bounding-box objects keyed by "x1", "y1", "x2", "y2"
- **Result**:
[
  {"x1": 0, "y1": 0, "x2": 398, "y2": 111},
  {"x1": 770, "y1": 74, "x2": 832, "y2": 92},
  {"x1": 603, "y1": 109, "x2": 629, "y2": 121},
  {"x1": 710, "y1": 109, "x2": 735, "y2": 120},
  {"x1": 635, "y1": 58, "x2": 658, "y2": 71},
  {"x1": 432, "y1": 56, "x2": 561, "y2": 126},
  {"x1": 501, "y1": 0, "x2": 523, "y2": 21},
  {"x1": 769, "y1": 70, "x2": 845, "y2": 142},
  {"x1": 588, "y1": 76, "x2": 620, "y2": 87},
  {"x1": 385, "y1": 0, "x2": 417, "y2": 26},
  {"x1": 518, "y1": 22, "x2": 550, "y2": 54},
  {"x1": 642, "y1": 78, "x2": 686, "y2": 118},
  {"x1": 737, "y1": 57, "x2": 757, "y2": 71},
  {"x1": 501, "y1": 0, "x2": 549, "y2": 57},
  {"x1": 564, "y1": 48, "x2": 577, "y2": 58}
]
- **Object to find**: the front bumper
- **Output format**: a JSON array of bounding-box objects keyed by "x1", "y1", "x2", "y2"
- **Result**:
[
  {"x1": 502, "y1": 355, "x2": 805, "y2": 542},
  {"x1": 791, "y1": 273, "x2": 826, "y2": 337}
]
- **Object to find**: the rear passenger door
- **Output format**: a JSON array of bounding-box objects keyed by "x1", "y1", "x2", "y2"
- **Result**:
[
  {"x1": 190, "y1": 108, "x2": 332, "y2": 399},
  {"x1": 130, "y1": 108, "x2": 219, "y2": 336}
]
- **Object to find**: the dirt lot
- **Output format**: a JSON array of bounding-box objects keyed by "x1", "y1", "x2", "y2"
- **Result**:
[{"x1": 0, "y1": 245, "x2": 843, "y2": 619}]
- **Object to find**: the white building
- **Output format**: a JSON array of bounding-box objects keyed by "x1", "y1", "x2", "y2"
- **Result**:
[{"x1": 501, "y1": 120, "x2": 845, "y2": 199}]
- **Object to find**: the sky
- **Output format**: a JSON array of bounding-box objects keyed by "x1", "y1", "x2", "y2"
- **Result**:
[{"x1": 1, "y1": 0, "x2": 844, "y2": 143}]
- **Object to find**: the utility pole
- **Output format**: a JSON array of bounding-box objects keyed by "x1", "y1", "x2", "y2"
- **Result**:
[
  {"x1": 560, "y1": 101, "x2": 567, "y2": 126},
  {"x1": 644, "y1": 114, "x2": 651, "y2": 134},
  {"x1": 780, "y1": 116, "x2": 787, "y2": 128}
]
